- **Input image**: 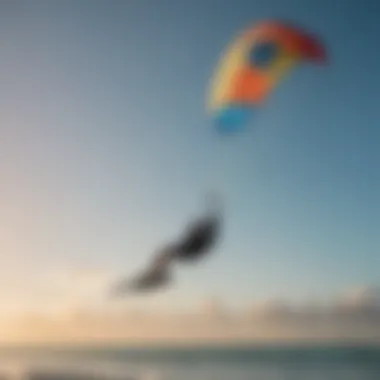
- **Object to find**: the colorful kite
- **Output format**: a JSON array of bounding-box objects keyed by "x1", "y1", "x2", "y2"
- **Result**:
[{"x1": 207, "y1": 20, "x2": 327, "y2": 134}]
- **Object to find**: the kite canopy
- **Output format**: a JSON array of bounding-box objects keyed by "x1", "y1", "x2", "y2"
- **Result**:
[{"x1": 207, "y1": 20, "x2": 327, "y2": 134}]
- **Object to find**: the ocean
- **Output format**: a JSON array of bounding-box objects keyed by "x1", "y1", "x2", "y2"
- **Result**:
[{"x1": 0, "y1": 345, "x2": 379, "y2": 380}]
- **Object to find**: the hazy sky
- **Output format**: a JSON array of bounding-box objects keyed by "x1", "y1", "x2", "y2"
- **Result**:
[{"x1": 0, "y1": 0, "x2": 379, "y2": 324}]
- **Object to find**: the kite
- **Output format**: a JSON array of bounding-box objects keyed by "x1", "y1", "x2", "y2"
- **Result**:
[{"x1": 207, "y1": 20, "x2": 327, "y2": 134}]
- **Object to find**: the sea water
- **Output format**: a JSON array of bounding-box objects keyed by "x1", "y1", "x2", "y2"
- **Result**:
[{"x1": 0, "y1": 345, "x2": 379, "y2": 380}]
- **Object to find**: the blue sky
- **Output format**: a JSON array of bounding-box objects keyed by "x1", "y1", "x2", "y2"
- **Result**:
[{"x1": 0, "y1": 0, "x2": 379, "y2": 313}]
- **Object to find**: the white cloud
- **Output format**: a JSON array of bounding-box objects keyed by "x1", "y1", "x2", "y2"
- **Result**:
[
  {"x1": 2, "y1": 280, "x2": 380, "y2": 344},
  {"x1": 0, "y1": 266, "x2": 116, "y2": 321},
  {"x1": 336, "y1": 286, "x2": 380, "y2": 310},
  {"x1": 197, "y1": 297, "x2": 229, "y2": 320}
]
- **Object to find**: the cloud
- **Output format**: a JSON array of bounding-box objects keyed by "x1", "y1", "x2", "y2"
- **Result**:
[
  {"x1": 197, "y1": 297, "x2": 230, "y2": 320},
  {"x1": 0, "y1": 266, "x2": 116, "y2": 321},
  {"x1": 336, "y1": 286, "x2": 380, "y2": 310},
  {"x1": 2, "y1": 282, "x2": 380, "y2": 344}
]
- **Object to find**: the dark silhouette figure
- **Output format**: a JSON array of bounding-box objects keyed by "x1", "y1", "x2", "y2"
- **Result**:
[
  {"x1": 174, "y1": 192, "x2": 222, "y2": 261},
  {"x1": 109, "y1": 193, "x2": 223, "y2": 295},
  {"x1": 110, "y1": 247, "x2": 174, "y2": 295}
]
